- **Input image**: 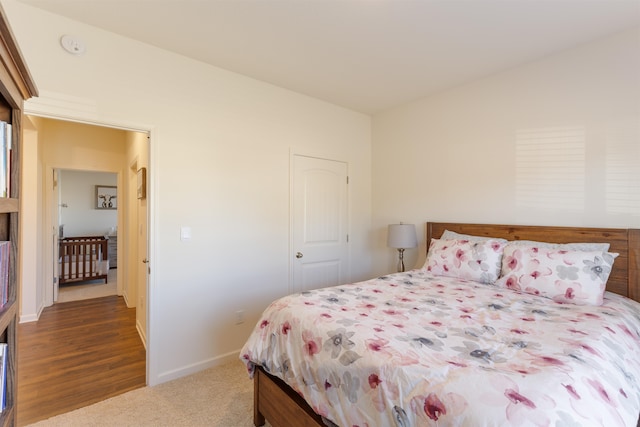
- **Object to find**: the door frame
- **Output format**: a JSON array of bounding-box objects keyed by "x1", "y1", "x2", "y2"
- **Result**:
[
  {"x1": 289, "y1": 148, "x2": 351, "y2": 294},
  {"x1": 24, "y1": 95, "x2": 154, "y2": 385},
  {"x1": 45, "y1": 167, "x2": 123, "y2": 304}
]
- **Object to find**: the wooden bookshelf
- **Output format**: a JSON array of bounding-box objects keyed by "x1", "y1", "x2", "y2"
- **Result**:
[{"x1": 0, "y1": 4, "x2": 37, "y2": 426}]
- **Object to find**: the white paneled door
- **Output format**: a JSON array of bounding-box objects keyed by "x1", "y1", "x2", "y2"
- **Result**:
[{"x1": 292, "y1": 155, "x2": 349, "y2": 293}]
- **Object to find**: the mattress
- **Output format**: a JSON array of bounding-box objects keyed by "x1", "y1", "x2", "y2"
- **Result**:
[{"x1": 241, "y1": 270, "x2": 640, "y2": 426}]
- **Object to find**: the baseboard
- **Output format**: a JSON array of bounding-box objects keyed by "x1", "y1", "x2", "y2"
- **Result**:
[
  {"x1": 136, "y1": 319, "x2": 147, "y2": 350},
  {"x1": 19, "y1": 301, "x2": 45, "y2": 323},
  {"x1": 19, "y1": 312, "x2": 38, "y2": 323},
  {"x1": 122, "y1": 291, "x2": 132, "y2": 308},
  {"x1": 155, "y1": 350, "x2": 241, "y2": 385}
]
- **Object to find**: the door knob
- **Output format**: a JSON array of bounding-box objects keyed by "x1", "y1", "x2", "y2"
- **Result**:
[
  {"x1": 142, "y1": 258, "x2": 149, "y2": 263},
  {"x1": 296, "y1": 252, "x2": 303, "y2": 259}
]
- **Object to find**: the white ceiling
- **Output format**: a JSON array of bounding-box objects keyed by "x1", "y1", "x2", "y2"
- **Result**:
[{"x1": 18, "y1": 0, "x2": 640, "y2": 114}]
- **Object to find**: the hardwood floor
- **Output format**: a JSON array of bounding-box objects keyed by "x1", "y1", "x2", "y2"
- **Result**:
[{"x1": 16, "y1": 296, "x2": 146, "y2": 426}]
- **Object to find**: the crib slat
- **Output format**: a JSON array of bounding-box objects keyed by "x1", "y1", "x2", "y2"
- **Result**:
[{"x1": 58, "y1": 236, "x2": 109, "y2": 285}]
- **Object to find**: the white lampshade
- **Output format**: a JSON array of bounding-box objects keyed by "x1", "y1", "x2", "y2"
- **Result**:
[{"x1": 387, "y1": 223, "x2": 418, "y2": 249}]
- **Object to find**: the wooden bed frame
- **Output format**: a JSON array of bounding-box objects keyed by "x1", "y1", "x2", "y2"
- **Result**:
[
  {"x1": 59, "y1": 235, "x2": 109, "y2": 285},
  {"x1": 252, "y1": 222, "x2": 640, "y2": 427}
]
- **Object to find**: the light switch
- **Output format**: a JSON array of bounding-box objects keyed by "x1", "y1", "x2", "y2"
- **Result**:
[{"x1": 180, "y1": 226, "x2": 192, "y2": 241}]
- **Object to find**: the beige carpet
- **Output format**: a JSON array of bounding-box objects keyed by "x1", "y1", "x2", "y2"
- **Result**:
[
  {"x1": 57, "y1": 269, "x2": 118, "y2": 303},
  {"x1": 27, "y1": 360, "x2": 270, "y2": 427}
]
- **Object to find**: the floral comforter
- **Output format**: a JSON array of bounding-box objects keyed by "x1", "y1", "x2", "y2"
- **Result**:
[{"x1": 240, "y1": 270, "x2": 640, "y2": 427}]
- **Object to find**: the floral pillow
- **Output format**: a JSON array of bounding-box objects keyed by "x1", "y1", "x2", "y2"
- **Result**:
[
  {"x1": 423, "y1": 238, "x2": 506, "y2": 284},
  {"x1": 495, "y1": 244, "x2": 618, "y2": 306}
]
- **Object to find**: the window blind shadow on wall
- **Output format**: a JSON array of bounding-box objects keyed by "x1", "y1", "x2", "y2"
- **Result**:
[
  {"x1": 605, "y1": 138, "x2": 640, "y2": 217},
  {"x1": 515, "y1": 126, "x2": 586, "y2": 213}
]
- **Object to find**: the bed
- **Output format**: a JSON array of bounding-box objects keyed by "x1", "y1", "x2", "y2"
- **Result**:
[
  {"x1": 58, "y1": 235, "x2": 110, "y2": 285},
  {"x1": 240, "y1": 222, "x2": 640, "y2": 427}
]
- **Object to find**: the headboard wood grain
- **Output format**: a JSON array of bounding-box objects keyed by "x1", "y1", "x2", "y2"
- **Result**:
[{"x1": 426, "y1": 222, "x2": 640, "y2": 303}]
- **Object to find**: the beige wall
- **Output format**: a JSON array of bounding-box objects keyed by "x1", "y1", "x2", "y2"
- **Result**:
[
  {"x1": 3, "y1": 0, "x2": 372, "y2": 385},
  {"x1": 372, "y1": 27, "x2": 640, "y2": 275},
  {"x1": 58, "y1": 170, "x2": 117, "y2": 236},
  {"x1": 39, "y1": 119, "x2": 127, "y2": 171}
]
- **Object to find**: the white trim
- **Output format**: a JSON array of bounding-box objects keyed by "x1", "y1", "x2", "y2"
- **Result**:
[
  {"x1": 155, "y1": 350, "x2": 240, "y2": 385},
  {"x1": 45, "y1": 166, "x2": 124, "y2": 305},
  {"x1": 19, "y1": 313, "x2": 38, "y2": 323},
  {"x1": 25, "y1": 91, "x2": 154, "y2": 133},
  {"x1": 19, "y1": 300, "x2": 45, "y2": 324},
  {"x1": 288, "y1": 145, "x2": 349, "y2": 164},
  {"x1": 26, "y1": 90, "x2": 97, "y2": 117},
  {"x1": 136, "y1": 319, "x2": 147, "y2": 351}
]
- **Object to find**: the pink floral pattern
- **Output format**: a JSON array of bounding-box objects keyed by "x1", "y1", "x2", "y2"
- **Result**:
[
  {"x1": 241, "y1": 271, "x2": 640, "y2": 427},
  {"x1": 495, "y1": 244, "x2": 617, "y2": 305},
  {"x1": 423, "y1": 238, "x2": 506, "y2": 284}
]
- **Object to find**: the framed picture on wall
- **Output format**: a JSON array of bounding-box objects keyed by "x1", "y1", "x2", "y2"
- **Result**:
[
  {"x1": 137, "y1": 167, "x2": 146, "y2": 200},
  {"x1": 96, "y1": 185, "x2": 117, "y2": 209}
]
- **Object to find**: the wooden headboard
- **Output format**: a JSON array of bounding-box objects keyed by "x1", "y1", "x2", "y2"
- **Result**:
[{"x1": 426, "y1": 222, "x2": 640, "y2": 303}]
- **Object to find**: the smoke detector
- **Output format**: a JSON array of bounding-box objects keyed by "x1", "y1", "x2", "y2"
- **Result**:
[{"x1": 60, "y1": 35, "x2": 86, "y2": 56}]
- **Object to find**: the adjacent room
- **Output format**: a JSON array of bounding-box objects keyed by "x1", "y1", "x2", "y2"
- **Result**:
[
  {"x1": 0, "y1": 0, "x2": 637, "y2": 425},
  {"x1": 57, "y1": 169, "x2": 118, "y2": 302}
]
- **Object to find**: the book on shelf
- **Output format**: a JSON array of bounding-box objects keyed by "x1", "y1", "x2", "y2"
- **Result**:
[
  {"x1": 0, "y1": 120, "x2": 10, "y2": 198},
  {"x1": 0, "y1": 343, "x2": 7, "y2": 412},
  {"x1": 0, "y1": 242, "x2": 8, "y2": 308}
]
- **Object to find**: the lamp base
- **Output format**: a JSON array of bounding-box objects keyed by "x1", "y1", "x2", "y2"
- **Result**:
[{"x1": 397, "y1": 248, "x2": 406, "y2": 272}]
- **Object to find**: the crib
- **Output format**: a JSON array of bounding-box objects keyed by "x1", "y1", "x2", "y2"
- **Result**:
[{"x1": 58, "y1": 236, "x2": 110, "y2": 285}]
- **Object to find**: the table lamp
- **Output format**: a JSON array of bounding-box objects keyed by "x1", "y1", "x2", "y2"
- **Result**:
[{"x1": 387, "y1": 223, "x2": 418, "y2": 272}]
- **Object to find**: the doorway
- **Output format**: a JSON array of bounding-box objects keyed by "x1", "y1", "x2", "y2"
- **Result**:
[
  {"x1": 33, "y1": 117, "x2": 148, "y2": 317},
  {"x1": 19, "y1": 115, "x2": 150, "y2": 413},
  {"x1": 56, "y1": 169, "x2": 119, "y2": 303}
]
